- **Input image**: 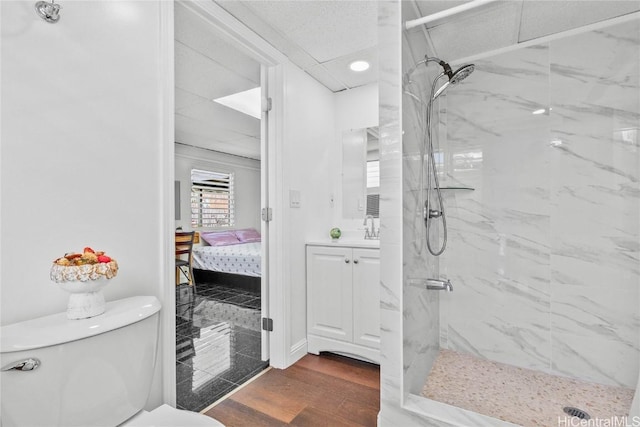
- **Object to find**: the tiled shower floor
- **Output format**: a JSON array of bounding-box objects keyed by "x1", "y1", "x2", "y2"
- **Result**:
[
  {"x1": 176, "y1": 283, "x2": 268, "y2": 412},
  {"x1": 422, "y1": 349, "x2": 635, "y2": 427}
]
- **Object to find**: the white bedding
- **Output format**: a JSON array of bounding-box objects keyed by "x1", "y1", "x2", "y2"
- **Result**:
[{"x1": 192, "y1": 242, "x2": 261, "y2": 277}]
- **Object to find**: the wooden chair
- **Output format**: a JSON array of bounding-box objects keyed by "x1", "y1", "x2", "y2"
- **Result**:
[{"x1": 176, "y1": 231, "x2": 196, "y2": 289}]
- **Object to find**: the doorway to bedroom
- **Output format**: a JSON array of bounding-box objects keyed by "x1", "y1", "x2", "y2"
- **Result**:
[{"x1": 173, "y1": 2, "x2": 269, "y2": 412}]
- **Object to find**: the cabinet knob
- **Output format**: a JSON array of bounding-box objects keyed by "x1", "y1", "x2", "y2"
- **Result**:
[
  {"x1": 345, "y1": 259, "x2": 350, "y2": 263},
  {"x1": 353, "y1": 259, "x2": 359, "y2": 264}
]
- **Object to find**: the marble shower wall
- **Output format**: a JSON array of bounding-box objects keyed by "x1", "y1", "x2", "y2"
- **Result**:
[
  {"x1": 401, "y1": 38, "x2": 443, "y2": 395},
  {"x1": 439, "y1": 19, "x2": 640, "y2": 389}
]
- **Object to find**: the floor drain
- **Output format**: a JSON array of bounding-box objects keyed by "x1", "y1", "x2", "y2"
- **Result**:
[{"x1": 563, "y1": 407, "x2": 591, "y2": 420}]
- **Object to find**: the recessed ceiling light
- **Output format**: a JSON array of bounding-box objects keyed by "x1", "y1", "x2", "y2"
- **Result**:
[
  {"x1": 213, "y1": 87, "x2": 261, "y2": 119},
  {"x1": 532, "y1": 108, "x2": 546, "y2": 115},
  {"x1": 550, "y1": 139, "x2": 563, "y2": 147},
  {"x1": 349, "y1": 60, "x2": 370, "y2": 72}
]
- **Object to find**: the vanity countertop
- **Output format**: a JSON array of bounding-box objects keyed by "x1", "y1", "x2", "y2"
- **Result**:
[{"x1": 307, "y1": 239, "x2": 380, "y2": 249}]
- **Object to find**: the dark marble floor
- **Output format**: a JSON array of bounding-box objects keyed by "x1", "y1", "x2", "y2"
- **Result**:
[{"x1": 176, "y1": 282, "x2": 268, "y2": 412}]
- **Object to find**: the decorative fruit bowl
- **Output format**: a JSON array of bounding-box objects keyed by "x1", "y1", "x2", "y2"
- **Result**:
[{"x1": 50, "y1": 247, "x2": 118, "y2": 320}]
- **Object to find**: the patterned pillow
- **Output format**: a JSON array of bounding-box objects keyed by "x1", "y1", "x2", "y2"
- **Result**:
[
  {"x1": 235, "y1": 228, "x2": 261, "y2": 243},
  {"x1": 200, "y1": 231, "x2": 241, "y2": 246}
]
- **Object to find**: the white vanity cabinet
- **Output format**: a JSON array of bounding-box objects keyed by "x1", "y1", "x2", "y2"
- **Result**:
[{"x1": 306, "y1": 244, "x2": 380, "y2": 364}]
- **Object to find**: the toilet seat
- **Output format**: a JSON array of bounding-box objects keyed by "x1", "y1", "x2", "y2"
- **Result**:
[{"x1": 122, "y1": 404, "x2": 225, "y2": 427}]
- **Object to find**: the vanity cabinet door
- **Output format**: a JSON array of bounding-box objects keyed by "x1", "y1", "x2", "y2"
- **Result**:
[
  {"x1": 352, "y1": 248, "x2": 381, "y2": 349},
  {"x1": 306, "y1": 246, "x2": 353, "y2": 343}
]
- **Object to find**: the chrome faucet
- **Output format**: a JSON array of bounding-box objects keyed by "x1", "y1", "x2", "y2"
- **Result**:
[
  {"x1": 427, "y1": 279, "x2": 453, "y2": 292},
  {"x1": 364, "y1": 215, "x2": 377, "y2": 239},
  {"x1": 408, "y1": 278, "x2": 453, "y2": 292}
]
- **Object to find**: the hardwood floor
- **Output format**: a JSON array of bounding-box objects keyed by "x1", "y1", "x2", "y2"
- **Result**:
[{"x1": 203, "y1": 353, "x2": 381, "y2": 426}]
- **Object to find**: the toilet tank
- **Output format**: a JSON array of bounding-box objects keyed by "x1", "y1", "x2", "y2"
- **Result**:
[{"x1": 0, "y1": 296, "x2": 161, "y2": 427}]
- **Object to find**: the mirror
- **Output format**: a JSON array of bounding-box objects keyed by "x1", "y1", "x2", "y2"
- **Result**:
[{"x1": 342, "y1": 127, "x2": 379, "y2": 219}]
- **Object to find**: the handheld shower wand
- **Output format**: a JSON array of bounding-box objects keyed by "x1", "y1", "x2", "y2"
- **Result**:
[{"x1": 404, "y1": 55, "x2": 475, "y2": 257}]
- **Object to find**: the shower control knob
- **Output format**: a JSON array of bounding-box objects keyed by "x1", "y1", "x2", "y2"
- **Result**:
[{"x1": 345, "y1": 259, "x2": 350, "y2": 263}]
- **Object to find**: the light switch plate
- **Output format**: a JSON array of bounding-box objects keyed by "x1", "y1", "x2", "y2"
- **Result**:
[{"x1": 290, "y1": 189, "x2": 301, "y2": 208}]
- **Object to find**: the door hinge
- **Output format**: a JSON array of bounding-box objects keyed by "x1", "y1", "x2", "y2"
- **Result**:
[
  {"x1": 262, "y1": 97, "x2": 272, "y2": 113},
  {"x1": 262, "y1": 317, "x2": 273, "y2": 332},
  {"x1": 261, "y1": 207, "x2": 272, "y2": 222}
]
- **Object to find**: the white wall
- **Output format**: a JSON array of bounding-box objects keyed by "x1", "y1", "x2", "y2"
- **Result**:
[
  {"x1": 1, "y1": 0, "x2": 167, "y2": 408},
  {"x1": 271, "y1": 79, "x2": 380, "y2": 366},
  {"x1": 174, "y1": 144, "x2": 261, "y2": 233},
  {"x1": 333, "y1": 84, "x2": 379, "y2": 237},
  {"x1": 275, "y1": 62, "x2": 336, "y2": 364}
]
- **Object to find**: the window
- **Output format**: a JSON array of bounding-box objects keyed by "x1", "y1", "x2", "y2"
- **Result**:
[
  {"x1": 191, "y1": 169, "x2": 234, "y2": 228},
  {"x1": 366, "y1": 160, "x2": 380, "y2": 218}
]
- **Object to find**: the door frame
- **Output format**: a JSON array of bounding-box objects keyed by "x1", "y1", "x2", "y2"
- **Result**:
[{"x1": 161, "y1": 0, "x2": 289, "y2": 406}]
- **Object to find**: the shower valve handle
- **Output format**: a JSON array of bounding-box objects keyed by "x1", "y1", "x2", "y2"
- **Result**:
[{"x1": 428, "y1": 209, "x2": 442, "y2": 219}]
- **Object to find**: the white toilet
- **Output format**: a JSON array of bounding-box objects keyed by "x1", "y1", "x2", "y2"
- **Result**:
[{"x1": 0, "y1": 296, "x2": 224, "y2": 427}]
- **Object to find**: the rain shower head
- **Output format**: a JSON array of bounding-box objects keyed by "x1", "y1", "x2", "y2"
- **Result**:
[
  {"x1": 404, "y1": 56, "x2": 475, "y2": 99},
  {"x1": 432, "y1": 63, "x2": 475, "y2": 99},
  {"x1": 450, "y1": 64, "x2": 475, "y2": 85}
]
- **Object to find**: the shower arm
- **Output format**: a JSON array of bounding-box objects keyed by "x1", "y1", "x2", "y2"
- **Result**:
[
  {"x1": 423, "y1": 57, "x2": 454, "y2": 80},
  {"x1": 405, "y1": 56, "x2": 452, "y2": 86}
]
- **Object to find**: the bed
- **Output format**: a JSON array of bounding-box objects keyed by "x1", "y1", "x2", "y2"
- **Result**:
[{"x1": 192, "y1": 228, "x2": 261, "y2": 292}]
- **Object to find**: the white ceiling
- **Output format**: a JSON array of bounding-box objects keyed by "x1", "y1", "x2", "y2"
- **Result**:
[
  {"x1": 175, "y1": 1, "x2": 379, "y2": 159},
  {"x1": 175, "y1": 3, "x2": 261, "y2": 159},
  {"x1": 176, "y1": 0, "x2": 640, "y2": 159},
  {"x1": 215, "y1": 0, "x2": 379, "y2": 92}
]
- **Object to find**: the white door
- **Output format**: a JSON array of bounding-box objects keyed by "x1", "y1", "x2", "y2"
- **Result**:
[
  {"x1": 306, "y1": 246, "x2": 354, "y2": 342},
  {"x1": 352, "y1": 248, "x2": 381, "y2": 348}
]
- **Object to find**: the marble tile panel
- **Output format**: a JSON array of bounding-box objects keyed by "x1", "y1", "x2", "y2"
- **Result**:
[
  {"x1": 380, "y1": 400, "x2": 457, "y2": 427},
  {"x1": 403, "y1": 281, "x2": 439, "y2": 394},
  {"x1": 551, "y1": 332, "x2": 640, "y2": 389},
  {"x1": 550, "y1": 20, "x2": 640, "y2": 82},
  {"x1": 550, "y1": 252, "x2": 640, "y2": 294},
  {"x1": 551, "y1": 182, "x2": 640, "y2": 235},
  {"x1": 443, "y1": 218, "x2": 551, "y2": 293},
  {"x1": 441, "y1": 275, "x2": 551, "y2": 371},
  {"x1": 551, "y1": 283, "x2": 640, "y2": 349},
  {"x1": 549, "y1": 124, "x2": 640, "y2": 190},
  {"x1": 404, "y1": 394, "x2": 517, "y2": 427},
  {"x1": 445, "y1": 45, "x2": 550, "y2": 127},
  {"x1": 380, "y1": 307, "x2": 403, "y2": 398}
]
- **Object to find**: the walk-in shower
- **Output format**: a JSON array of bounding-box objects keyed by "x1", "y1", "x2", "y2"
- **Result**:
[
  {"x1": 399, "y1": 14, "x2": 640, "y2": 427},
  {"x1": 404, "y1": 56, "x2": 474, "y2": 256}
]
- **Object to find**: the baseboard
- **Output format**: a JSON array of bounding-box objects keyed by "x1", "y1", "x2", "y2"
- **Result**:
[{"x1": 289, "y1": 338, "x2": 308, "y2": 366}]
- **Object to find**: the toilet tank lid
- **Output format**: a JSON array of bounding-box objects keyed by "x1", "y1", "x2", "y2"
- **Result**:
[{"x1": 0, "y1": 296, "x2": 161, "y2": 353}]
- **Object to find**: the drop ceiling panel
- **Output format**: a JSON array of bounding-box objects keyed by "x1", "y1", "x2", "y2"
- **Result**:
[
  {"x1": 175, "y1": 87, "x2": 207, "y2": 112},
  {"x1": 242, "y1": 1, "x2": 377, "y2": 63},
  {"x1": 176, "y1": 129, "x2": 260, "y2": 159},
  {"x1": 178, "y1": 100, "x2": 260, "y2": 137},
  {"x1": 175, "y1": 114, "x2": 256, "y2": 145},
  {"x1": 314, "y1": 47, "x2": 378, "y2": 90},
  {"x1": 412, "y1": 0, "x2": 473, "y2": 19},
  {"x1": 425, "y1": 1, "x2": 522, "y2": 62},
  {"x1": 304, "y1": 67, "x2": 349, "y2": 93},
  {"x1": 519, "y1": 1, "x2": 640, "y2": 42},
  {"x1": 175, "y1": 42, "x2": 259, "y2": 100},
  {"x1": 215, "y1": 0, "x2": 320, "y2": 71}
]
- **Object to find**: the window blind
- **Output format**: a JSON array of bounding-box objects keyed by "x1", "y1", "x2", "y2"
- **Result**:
[
  {"x1": 366, "y1": 160, "x2": 380, "y2": 217},
  {"x1": 190, "y1": 169, "x2": 235, "y2": 228}
]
